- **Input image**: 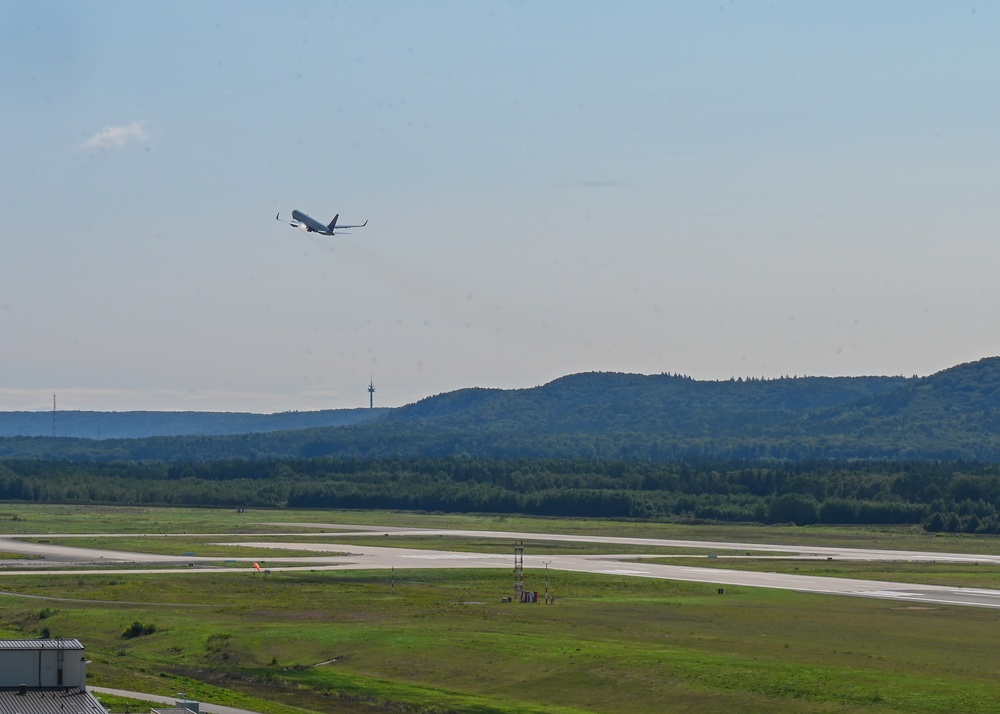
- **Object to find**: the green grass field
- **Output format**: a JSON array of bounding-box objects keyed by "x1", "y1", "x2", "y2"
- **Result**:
[
  {"x1": 3, "y1": 504, "x2": 1000, "y2": 713},
  {"x1": 4, "y1": 568, "x2": 1000, "y2": 714}
]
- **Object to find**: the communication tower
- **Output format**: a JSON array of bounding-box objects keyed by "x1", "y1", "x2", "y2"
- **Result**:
[{"x1": 368, "y1": 379, "x2": 375, "y2": 408}]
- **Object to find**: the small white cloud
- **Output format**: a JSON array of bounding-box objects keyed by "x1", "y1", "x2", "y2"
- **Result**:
[{"x1": 81, "y1": 120, "x2": 147, "y2": 151}]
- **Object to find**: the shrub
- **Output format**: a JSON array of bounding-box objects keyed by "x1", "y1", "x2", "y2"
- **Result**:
[{"x1": 121, "y1": 621, "x2": 157, "y2": 639}]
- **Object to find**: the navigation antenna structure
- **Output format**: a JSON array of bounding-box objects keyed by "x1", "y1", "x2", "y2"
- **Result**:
[
  {"x1": 52, "y1": 394, "x2": 56, "y2": 438},
  {"x1": 368, "y1": 379, "x2": 375, "y2": 409},
  {"x1": 514, "y1": 540, "x2": 524, "y2": 601}
]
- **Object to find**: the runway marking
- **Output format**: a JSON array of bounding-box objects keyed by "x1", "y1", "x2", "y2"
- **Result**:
[
  {"x1": 955, "y1": 588, "x2": 1000, "y2": 597},
  {"x1": 853, "y1": 590, "x2": 914, "y2": 599}
]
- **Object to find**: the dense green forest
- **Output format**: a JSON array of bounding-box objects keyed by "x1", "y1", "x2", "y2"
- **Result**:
[{"x1": 1, "y1": 456, "x2": 997, "y2": 532}]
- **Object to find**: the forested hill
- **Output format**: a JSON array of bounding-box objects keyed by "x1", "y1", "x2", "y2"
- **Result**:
[
  {"x1": 391, "y1": 372, "x2": 908, "y2": 434},
  {"x1": 2, "y1": 357, "x2": 1000, "y2": 461},
  {"x1": 0, "y1": 408, "x2": 388, "y2": 439}
]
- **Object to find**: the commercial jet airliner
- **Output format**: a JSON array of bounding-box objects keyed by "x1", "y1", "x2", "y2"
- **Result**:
[{"x1": 275, "y1": 210, "x2": 368, "y2": 236}]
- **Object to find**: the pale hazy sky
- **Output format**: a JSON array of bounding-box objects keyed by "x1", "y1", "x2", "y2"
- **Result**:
[{"x1": 2, "y1": 2, "x2": 999, "y2": 412}]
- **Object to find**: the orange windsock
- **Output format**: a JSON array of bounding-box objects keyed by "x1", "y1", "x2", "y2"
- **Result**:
[{"x1": 253, "y1": 562, "x2": 261, "y2": 571}]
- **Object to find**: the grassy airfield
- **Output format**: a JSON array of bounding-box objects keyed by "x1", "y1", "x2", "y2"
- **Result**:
[{"x1": 2, "y1": 504, "x2": 1000, "y2": 713}]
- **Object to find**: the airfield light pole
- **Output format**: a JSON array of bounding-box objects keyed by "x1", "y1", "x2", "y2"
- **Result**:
[
  {"x1": 514, "y1": 541, "x2": 524, "y2": 602},
  {"x1": 544, "y1": 560, "x2": 552, "y2": 604}
]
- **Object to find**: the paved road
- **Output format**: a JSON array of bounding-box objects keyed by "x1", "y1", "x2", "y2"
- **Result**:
[
  {"x1": 89, "y1": 687, "x2": 263, "y2": 714},
  {"x1": 5, "y1": 524, "x2": 1000, "y2": 609}
]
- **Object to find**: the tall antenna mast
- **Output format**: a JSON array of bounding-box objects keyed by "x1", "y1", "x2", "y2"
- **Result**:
[
  {"x1": 52, "y1": 394, "x2": 56, "y2": 438},
  {"x1": 368, "y1": 378, "x2": 375, "y2": 409}
]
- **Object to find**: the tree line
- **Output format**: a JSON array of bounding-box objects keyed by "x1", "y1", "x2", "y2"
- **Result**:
[{"x1": 4, "y1": 456, "x2": 1000, "y2": 530}]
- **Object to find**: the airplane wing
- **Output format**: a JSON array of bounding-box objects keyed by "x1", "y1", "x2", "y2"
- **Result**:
[
  {"x1": 275, "y1": 213, "x2": 304, "y2": 229},
  {"x1": 335, "y1": 219, "x2": 368, "y2": 229}
]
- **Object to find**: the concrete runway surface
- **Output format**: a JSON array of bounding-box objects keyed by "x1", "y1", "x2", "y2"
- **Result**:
[{"x1": 2, "y1": 523, "x2": 1000, "y2": 609}]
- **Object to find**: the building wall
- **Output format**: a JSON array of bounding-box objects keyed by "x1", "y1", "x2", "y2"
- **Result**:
[{"x1": 0, "y1": 646, "x2": 87, "y2": 688}]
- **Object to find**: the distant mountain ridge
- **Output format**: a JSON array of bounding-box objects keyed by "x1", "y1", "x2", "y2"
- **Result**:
[
  {"x1": 0, "y1": 408, "x2": 388, "y2": 439},
  {"x1": 2, "y1": 357, "x2": 1000, "y2": 461}
]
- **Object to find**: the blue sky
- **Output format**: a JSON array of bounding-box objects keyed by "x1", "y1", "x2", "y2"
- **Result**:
[{"x1": 2, "y1": 2, "x2": 999, "y2": 412}]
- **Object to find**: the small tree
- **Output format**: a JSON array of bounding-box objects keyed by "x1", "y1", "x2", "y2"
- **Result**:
[
  {"x1": 945, "y1": 512, "x2": 961, "y2": 533},
  {"x1": 924, "y1": 511, "x2": 946, "y2": 532}
]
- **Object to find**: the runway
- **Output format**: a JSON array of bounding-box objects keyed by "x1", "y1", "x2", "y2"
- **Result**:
[{"x1": 3, "y1": 523, "x2": 1000, "y2": 609}]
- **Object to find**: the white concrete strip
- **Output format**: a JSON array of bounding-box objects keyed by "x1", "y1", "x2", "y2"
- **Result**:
[{"x1": 88, "y1": 687, "x2": 263, "y2": 714}]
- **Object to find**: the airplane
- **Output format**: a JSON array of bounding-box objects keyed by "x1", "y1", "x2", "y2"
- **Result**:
[{"x1": 275, "y1": 209, "x2": 368, "y2": 236}]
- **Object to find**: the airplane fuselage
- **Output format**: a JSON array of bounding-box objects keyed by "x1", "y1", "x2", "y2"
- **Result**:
[{"x1": 291, "y1": 210, "x2": 331, "y2": 234}]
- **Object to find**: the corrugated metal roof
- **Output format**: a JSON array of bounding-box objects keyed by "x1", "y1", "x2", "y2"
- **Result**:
[
  {"x1": 0, "y1": 641, "x2": 83, "y2": 651},
  {"x1": 0, "y1": 689, "x2": 105, "y2": 714}
]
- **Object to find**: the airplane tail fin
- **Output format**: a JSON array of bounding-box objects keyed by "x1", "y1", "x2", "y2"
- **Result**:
[{"x1": 328, "y1": 214, "x2": 339, "y2": 231}]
